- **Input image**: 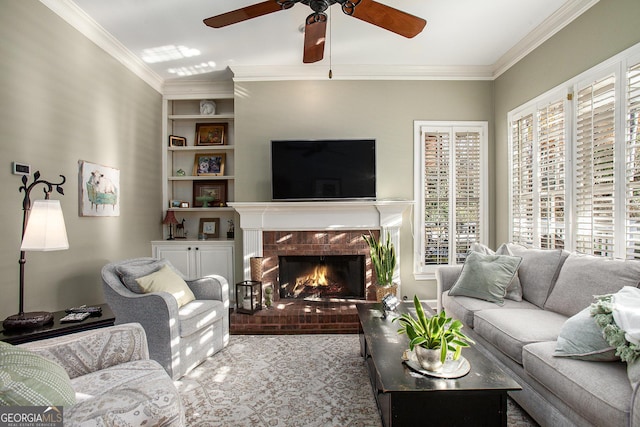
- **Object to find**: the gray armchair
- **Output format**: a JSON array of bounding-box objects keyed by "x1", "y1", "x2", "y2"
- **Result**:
[{"x1": 101, "y1": 257, "x2": 229, "y2": 379}]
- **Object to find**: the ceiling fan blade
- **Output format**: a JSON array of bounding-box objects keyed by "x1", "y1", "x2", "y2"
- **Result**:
[
  {"x1": 303, "y1": 14, "x2": 327, "y2": 64},
  {"x1": 344, "y1": 0, "x2": 426, "y2": 38},
  {"x1": 204, "y1": 1, "x2": 287, "y2": 28}
]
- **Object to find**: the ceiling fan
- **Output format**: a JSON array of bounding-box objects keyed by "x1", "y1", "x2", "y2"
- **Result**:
[{"x1": 204, "y1": 0, "x2": 427, "y2": 64}]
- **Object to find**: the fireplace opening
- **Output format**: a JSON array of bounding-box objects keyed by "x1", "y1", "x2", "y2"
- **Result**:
[{"x1": 278, "y1": 255, "x2": 365, "y2": 300}]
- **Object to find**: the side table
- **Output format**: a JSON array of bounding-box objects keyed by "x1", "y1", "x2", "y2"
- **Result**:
[{"x1": 0, "y1": 303, "x2": 115, "y2": 345}]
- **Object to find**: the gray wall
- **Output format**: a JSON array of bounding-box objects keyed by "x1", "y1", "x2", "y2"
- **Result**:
[
  {"x1": 0, "y1": 1, "x2": 162, "y2": 319},
  {"x1": 493, "y1": 0, "x2": 640, "y2": 245},
  {"x1": 234, "y1": 80, "x2": 494, "y2": 299}
]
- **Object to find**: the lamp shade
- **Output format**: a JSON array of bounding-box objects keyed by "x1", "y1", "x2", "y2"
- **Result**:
[
  {"x1": 20, "y1": 200, "x2": 69, "y2": 251},
  {"x1": 162, "y1": 210, "x2": 179, "y2": 225}
]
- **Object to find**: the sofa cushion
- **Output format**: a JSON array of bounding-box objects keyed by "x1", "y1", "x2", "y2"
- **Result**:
[
  {"x1": 136, "y1": 264, "x2": 196, "y2": 308},
  {"x1": 0, "y1": 341, "x2": 76, "y2": 406},
  {"x1": 449, "y1": 251, "x2": 521, "y2": 305},
  {"x1": 470, "y1": 243, "x2": 523, "y2": 301},
  {"x1": 474, "y1": 308, "x2": 567, "y2": 364},
  {"x1": 553, "y1": 307, "x2": 618, "y2": 361},
  {"x1": 442, "y1": 290, "x2": 538, "y2": 328},
  {"x1": 524, "y1": 341, "x2": 631, "y2": 427},
  {"x1": 544, "y1": 254, "x2": 640, "y2": 317},
  {"x1": 68, "y1": 359, "x2": 184, "y2": 426},
  {"x1": 178, "y1": 300, "x2": 226, "y2": 337},
  {"x1": 116, "y1": 259, "x2": 169, "y2": 293},
  {"x1": 506, "y1": 244, "x2": 569, "y2": 308}
]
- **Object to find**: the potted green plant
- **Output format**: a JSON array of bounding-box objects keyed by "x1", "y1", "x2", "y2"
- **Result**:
[
  {"x1": 363, "y1": 231, "x2": 396, "y2": 300},
  {"x1": 394, "y1": 295, "x2": 474, "y2": 371}
]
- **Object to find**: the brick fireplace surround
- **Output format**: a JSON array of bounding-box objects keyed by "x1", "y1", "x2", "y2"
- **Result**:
[{"x1": 229, "y1": 201, "x2": 411, "y2": 334}]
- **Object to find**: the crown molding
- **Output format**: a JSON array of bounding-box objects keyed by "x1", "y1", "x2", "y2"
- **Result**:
[
  {"x1": 43, "y1": 0, "x2": 599, "y2": 89},
  {"x1": 492, "y1": 0, "x2": 600, "y2": 78},
  {"x1": 39, "y1": 0, "x2": 164, "y2": 93},
  {"x1": 230, "y1": 64, "x2": 495, "y2": 82}
]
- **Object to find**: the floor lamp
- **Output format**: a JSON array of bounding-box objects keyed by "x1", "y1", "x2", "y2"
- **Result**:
[{"x1": 3, "y1": 172, "x2": 68, "y2": 331}]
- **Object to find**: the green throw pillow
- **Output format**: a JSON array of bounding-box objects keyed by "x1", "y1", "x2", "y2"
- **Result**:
[
  {"x1": 449, "y1": 251, "x2": 522, "y2": 305},
  {"x1": 469, "y1": 243, "x2": 523, "y2": 302},
  {"x1": 553, "y1": 307, "x2": 619, "y2": 361},
  {"x1": 135, "y1": 264, "x2": 196, "y2": 307},
  {"x1": 0, "y1": 341, "x2": 76, "y2": 406}
]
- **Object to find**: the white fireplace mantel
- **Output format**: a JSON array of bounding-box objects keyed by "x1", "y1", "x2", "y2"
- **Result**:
[{"x1": 229, "y1": 200, "x2": 413, "y2": 281}]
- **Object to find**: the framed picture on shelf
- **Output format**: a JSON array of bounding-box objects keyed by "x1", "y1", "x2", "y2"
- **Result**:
[
  {"x1": 193, "y1": 152, "x2": 225, "y2": 176},
  {"x1": 195, "y1": 123, "x2": 227, "y2": 146},
  {"x1": 169, "y1": 135, "x2": 186, "y2": 147},
  {"x1": 180, "y1": 202, "x2": 190, "y2": 208},
  {"x1": 170, "y1": 200, "x2": 181, "y2": 208},
  {"x1": 193, "y1": 180, "x2": 227, "y2": 207},
  {"x1": 199, "y1": 218, "x2": 220, "y2": 238}
]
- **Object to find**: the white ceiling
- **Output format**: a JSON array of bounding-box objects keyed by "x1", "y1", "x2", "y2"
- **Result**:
[{"x1": 46, "y1": 0, "x2": 598, "y2": 86}]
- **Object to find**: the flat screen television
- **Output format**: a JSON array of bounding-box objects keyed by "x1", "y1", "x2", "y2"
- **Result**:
[{"x1": 271, "y1": 139, "x2": 376, "y2": 200}]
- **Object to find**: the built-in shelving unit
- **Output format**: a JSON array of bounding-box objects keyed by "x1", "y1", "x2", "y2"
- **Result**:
[{"x1": 161, "y1": 86, "x2": 236, "y2": 240}]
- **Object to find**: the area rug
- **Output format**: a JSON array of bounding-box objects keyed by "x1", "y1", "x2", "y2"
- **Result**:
[{"x1": 175, "y1": 334, "x2": 538, "y2": 427}]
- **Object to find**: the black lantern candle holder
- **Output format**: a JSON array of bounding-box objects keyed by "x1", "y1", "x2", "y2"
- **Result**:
[{"x1": 235, "y1": 280, "x2": 262, "y2": 314}]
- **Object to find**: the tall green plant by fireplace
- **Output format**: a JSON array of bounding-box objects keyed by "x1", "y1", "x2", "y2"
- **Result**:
[{"x1": 363, "y1": 231, "x2": 396, "y2": 287}]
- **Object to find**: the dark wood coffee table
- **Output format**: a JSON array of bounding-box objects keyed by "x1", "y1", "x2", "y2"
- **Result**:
[{"x1": 358, "y1": 302, "x2": 521, "y2": 427}]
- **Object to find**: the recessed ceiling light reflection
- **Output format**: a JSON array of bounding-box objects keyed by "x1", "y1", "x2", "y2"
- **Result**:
[{"x1": 141, "y1": 45, "x2": 201, "y2": 64}]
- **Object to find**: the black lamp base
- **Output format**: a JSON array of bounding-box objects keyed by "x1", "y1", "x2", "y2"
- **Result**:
[{"x1": 3, "y1": 311, "x2": 54, "y2": 331}]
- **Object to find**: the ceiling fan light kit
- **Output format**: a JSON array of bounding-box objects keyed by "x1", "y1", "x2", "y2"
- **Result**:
[{"x1": 204, "y1": 0, "x2": 426, "y2": 64}]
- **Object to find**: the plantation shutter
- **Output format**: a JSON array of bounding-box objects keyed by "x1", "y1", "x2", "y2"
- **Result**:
[
  {"x1": 511, "y1": 113, "x2": 535, "y2": 246},
  {"x1": 454, "y1": 131, "x2": 481, "y2": 263},
  {"x1": 626, "y1": 61, "x2": 640, "y2": 259},
  {"x1": 422, "y1": 127, "x2": 483, "y2": 266},
  {"x1": 423, "y1": 132, "x2": 450, "y2": 265},
  {"x1": 575, "y1": 74, "x2": 616, "y2": 256},
  {"x1": 537, "y1": 100, "x2": 566, "y2": 249}
]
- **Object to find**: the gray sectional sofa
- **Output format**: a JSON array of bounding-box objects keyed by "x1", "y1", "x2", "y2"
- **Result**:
[{"x1": 436, "y1": 244, "x2": 640, "y2": 427}]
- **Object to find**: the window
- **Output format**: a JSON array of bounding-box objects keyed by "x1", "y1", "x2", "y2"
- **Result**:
[
  {"x1": 509, "y1": 43, "x2": 640, "y2": 259},
  {"x1": 575, "y1": 74, "x2": 616, "y2": 256},
  {"x1": 510, "y1": 98, "x2": 567, "y2": 249},
  {"x1": 413, "y1": 122, "x2": 488, "y2": 278}
]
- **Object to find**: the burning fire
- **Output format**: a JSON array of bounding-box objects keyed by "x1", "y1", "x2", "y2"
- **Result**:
[{"x1": 296, "y1": 265, "x2": 329, "y2": 287}]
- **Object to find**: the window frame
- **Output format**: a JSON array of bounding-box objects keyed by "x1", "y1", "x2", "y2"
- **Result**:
[{"x1": 413, "y1": 121, "x2": 488, "y2": 280}]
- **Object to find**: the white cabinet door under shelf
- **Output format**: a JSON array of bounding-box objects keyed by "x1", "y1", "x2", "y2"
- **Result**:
[{"x1": 152, "y1": 240, "x2": 234, "y2": 286}]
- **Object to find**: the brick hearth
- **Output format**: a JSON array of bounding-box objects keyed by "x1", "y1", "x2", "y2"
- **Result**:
[{"x1": 230, "y1": 300, "x2": 376, "y2": 334}]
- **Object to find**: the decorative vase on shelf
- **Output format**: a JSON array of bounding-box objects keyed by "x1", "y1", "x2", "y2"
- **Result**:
[
  {"x1": 200, "y1": 100, "x2": 216, "y2": 115},
  {"x1": 196, "y1": 195, "x2": 215, "y2": 208}
]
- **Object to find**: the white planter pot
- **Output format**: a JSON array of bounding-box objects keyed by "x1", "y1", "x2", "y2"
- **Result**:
[{"x1": 415, "y1": 347, "x2": 444, "y2": 372}]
